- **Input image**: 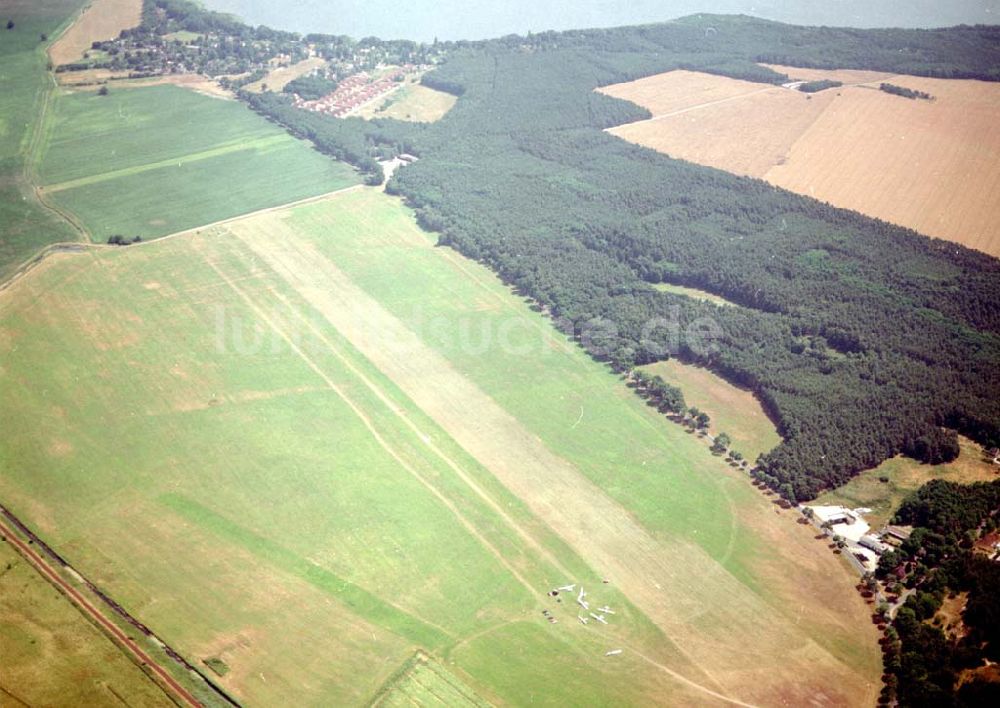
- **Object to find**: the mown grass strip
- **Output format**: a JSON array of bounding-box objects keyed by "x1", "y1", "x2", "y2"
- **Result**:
[
  {"x1": 158, "y1": 492, "x2": 451, "y2": 649},
  {"x1": 42, "y1": 134, "x2": 292, "y2": 193}
]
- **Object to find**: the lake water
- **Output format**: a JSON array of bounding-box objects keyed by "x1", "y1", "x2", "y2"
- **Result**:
[{"x1": 201, "y1": 0, "x2": 999, "y2": 42}]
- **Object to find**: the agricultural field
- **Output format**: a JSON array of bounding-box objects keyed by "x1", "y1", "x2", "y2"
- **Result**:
[
  {"x1": 35, "y1": 84, "x2": 360, "y2": 241},
  {"x1": 358, "y1": 81, "x2": 458, "y2": 122},
  {"x1": 0, "y1": 539, "x2": 172, "y2": 707},
  {"x1": 815, "y1": 437, "x2": 998, "y2": 527},
  {"x1": 47, "y1": 0, "x2": 142, "y2": 67},
  {"x1": 640, "y1": 359, "x2": 781, "y2": 463},
  {"x1": 603, "y1": 67, "x2": 1000, "y2": 256},
  {"x1": 242, "y1": 57, "x2": 328, "y2": 94},
  {"x1": 0, "y1": 187, "x2": 880, "y2": 706},
  {"x1": 0, "y1": 0, "x2": 84, "y2": 281}
]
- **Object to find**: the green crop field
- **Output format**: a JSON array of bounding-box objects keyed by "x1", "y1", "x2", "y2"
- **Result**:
[
  {"x1": 0, "y1": 188, "x2": 881, "y2": 706},
  {"x1": 35, "y1": 84, "x2": 360, "y2": 241},
  {"x1": 0, "y1": 0, "x2": 84, "y2": 280}
]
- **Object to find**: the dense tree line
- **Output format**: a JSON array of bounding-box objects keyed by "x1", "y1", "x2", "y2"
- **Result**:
[
  {"x1": 244, "y1": 15, "x2": 1000, "y2": 503},
  {"x1": 244, "y1": 91, "x2": 425, "y2": 185},
  {"x1": 880, "y1": 82, "x2": 934, "y2": 100},
  {"x1": 798, "y1": 79, "x2": 842, "y2": 92},
  {"x1": 875, "y1": 480, "x2": 1000, "y2": 706}
]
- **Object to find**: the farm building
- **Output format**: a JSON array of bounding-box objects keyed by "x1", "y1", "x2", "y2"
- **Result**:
[
  {"x1": 883, "y1": 525, "x2": 913, "y2": 544},
  {"x1": 859, "y1": 535, "x2": 891, "y2": 555}
]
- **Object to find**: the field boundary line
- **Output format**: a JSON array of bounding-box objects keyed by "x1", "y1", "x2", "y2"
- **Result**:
[
  {"x1": 0, "y1": 184, "x2": 365, "y2": 295},
  {"x1": 0, "y1": 514, "x2": 205, "y2": 708},
  {"x1": 19, "y1": 21, "x2": 92, "y2": 243},
  {"x1": 153, "y1": 183, "x2": 366, "y2": 245},
  {"x1": 41, "y1": 134, "x2": 293, "y2": 193},
  {"x1": 265, "y1": 283, "x2": 578, "y2": 583},
  {"x1": 195, "y1": 241, "x2": 545, "y2": 604},
  {"x1": 605, "y1": 73, "x2": 907, "y2": 132}
]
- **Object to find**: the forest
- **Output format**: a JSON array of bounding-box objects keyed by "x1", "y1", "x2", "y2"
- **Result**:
[
  {"x1": 243, "y1": 15, "x2": 1000, "y2": 503},
  {"x1": 876, "y1": 480, "x2": 1000, "y2": 707}
]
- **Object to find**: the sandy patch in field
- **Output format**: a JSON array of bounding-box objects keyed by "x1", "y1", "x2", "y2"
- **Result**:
[
  {"x1": 47, "y1": 439, "x2": 74, "y2": 457},
  {"x1": 221, "y1": 207, "x2": 875, "y2": 707},
  {"x1": 49, "y1": 0, "x2": 142, "y2": 67},
  {"x1": 603, "y1": 68, "x2": 1000, "y2": 257},
  {"x1": 243, "y1": 57, "x2": 328, "y2": 94},
  {"x1": 63, "y1": 73, "x2": 236, "y2": 100}
]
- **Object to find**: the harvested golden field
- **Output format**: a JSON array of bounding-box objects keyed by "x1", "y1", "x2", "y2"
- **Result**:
[
  {"x1": 598, "y1": 69, "x2": 772, "y2": 116},
  {"x1": 762, "y1": 63, "x2": 897, "y2": 85},
  {"x1": 604, "y1": 68, "x2": 1000, "y2": 257},
  {"x1": 49, "y1": 0, "x2": 142, "y2": 67},
  {"x1": 243, "y1": 57, "x2": 328, "y2": 94}
]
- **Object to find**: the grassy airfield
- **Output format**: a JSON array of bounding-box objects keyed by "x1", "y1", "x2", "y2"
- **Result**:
[{"x1": 0, "y1": 187, "x2": 881, "y2": 706}]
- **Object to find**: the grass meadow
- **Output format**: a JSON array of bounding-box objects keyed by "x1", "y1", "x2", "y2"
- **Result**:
[
  {"x1": 816, "y1": 437, "x2": 998, "y2": 527},
  {"x1": 0, "y1": 188, "x2": 880, "y2": 705},
  {"x1": 641, "y1": 358, "x2": 782, "y2": 463},
  {"x1": 358, "y1": 82, "x2": 458, "y2": 122},
  {"x1": 36, "y1": 84, "x2": 359, "y2": 241}
]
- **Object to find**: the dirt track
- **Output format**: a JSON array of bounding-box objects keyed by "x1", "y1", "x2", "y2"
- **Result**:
[{"x1": 0, "y1": 517, "x2": 202, "y2": 707}]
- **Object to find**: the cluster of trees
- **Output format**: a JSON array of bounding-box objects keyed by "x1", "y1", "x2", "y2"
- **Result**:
[
  {"x1": 875, "y1": 480, "x2": 1000, "y2": 706},
  {"x1": 283, "y1": 74, "x2": 339, "y2": 100},
  {"x1": 880, "y1": 82, "x2": 934, "y2": 100},
  {"x1": 245, "y1": 90, "x2": 426, "y2": 185},
  {"x1": 798, "y1": 79, "x2": 842, "y2": 92},
  {"x1": 240, "y1": 14, "x2": 1000, "y2": 504},
  {"x1": 106, "y1": 234, "x2": 142, "y2": 246},
  {"x1": 630, "y1": 370, "x2": 686, "y2": 415}
]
